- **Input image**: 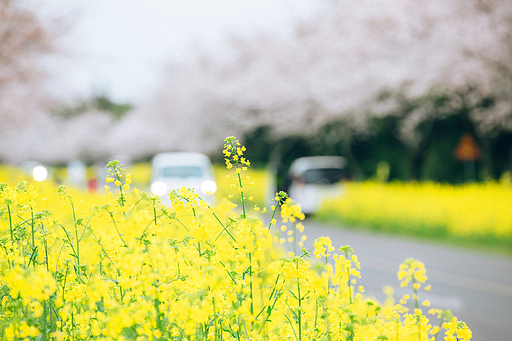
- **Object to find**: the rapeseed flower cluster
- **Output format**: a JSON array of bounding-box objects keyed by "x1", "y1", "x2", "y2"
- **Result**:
[
  {"x1": 318, "y1": 181, "x2": 512, "y2": 252},
  {"x1": 0, "y1": 138, "x2": 471, "y2": 340}
]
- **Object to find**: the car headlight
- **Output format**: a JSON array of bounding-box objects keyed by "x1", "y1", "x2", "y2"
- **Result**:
[
  {"x1": 200, "y1": 180, "x2": 217, "y2": 195},
  {"x1": 32, "y1": 166, "x2": 48, "y2": 182},
  {"x1": 151, "y1": 181, "x2": 168, "y2": 196}
]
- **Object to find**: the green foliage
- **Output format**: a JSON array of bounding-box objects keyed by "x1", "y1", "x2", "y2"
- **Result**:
[
  {"x1": 52, "y1": 95, "x2": 133, "y2": 121},
  {"x1": 239, "y1": 85, "x2": 512, "y2": 184},
  {"x1": 351, "y1": 115, "x2": 410, "y2": 180},
  {"x1": 421, "y1": 113, "x2": 481, "y2": 182}
]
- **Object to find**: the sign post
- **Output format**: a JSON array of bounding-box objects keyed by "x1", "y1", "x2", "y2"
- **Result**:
[{"x1": 454, "y1": 134, "x2": 481, "y2": 182}]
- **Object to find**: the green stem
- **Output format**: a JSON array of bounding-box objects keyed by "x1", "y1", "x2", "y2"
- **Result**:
[
  {"x1": 107, "y1": 210, "x2": 128, "y2": 248},
  {"x1": 236, "y1": 170, "x2": 246, "y2": 219},
  {"x1": 62, "y1": 262, "x2": 69, "y2": 303},
  {"x1": 418, "y1": 316, "x2": 422, "y2": 341},
  {"x1": 44, "y1": 237, "x2": 49, "y2": 271},
  {"x1": 89, "y1": 229, "x2": 121, "y2": 277},
  {"x1": 297, "y1": 277, "x2": 302, "y2": 341},
  {"x1": 66, "y1": 193, "x2": 77, "y2": 226},
  {"x1": 154, "y1": 295, "x2": 162, "y2": 340},
  {"x1": 211, "y1": 210, "x2": 236, "y2": 242},
  {"x1": 343, "y1": 249, "x2": 352, "y2": 304},
  {"x1": 74, "y1": 224, "x2": 80, "y2": 276},
  {"x1": 412, "y1": 277, "x2": 420, "y2": 309},
  {"x1": 396, "y1": 317, "x2": 400, "y2": 341},
  {"x1": 79, "y1": 207, "x2": 97, "y2": 241},
  {"x1": 325, "y1": 256, "x2": 329, "y2": 294},
  {"x1": 31, "y1": 208, "x2": 35, "y2": 250},
  {"x1": 257, "y1": 278, "x2": 283, "y2": 334},
  {"x1": 348, "y1": 275, "x2": 352, "y2": 304},
  {"x1": 433, "y1": 315, "x2": 447, "y2": 341},
  {"x1": 115, "y1": 173, "x2": 126, "y2": 211},
  {"x1": 255, "y1": 274, "x2": 282, "y2": 319},
  {"x1": 219, "y1": 261, "x2": 237, "y2": 285},
  {"x1": 267, "y1": 203, "x2": 279, "y2": 231},
  {"x1": 27, "y1": 246, "x2": 38, "y2": 268},
  {"x1": 249, "y1": 252, "x2": 254, "y2": 317},
  {"x1": 314, "y1": 299, "x2": 318, "y2": 335},
  {"x1": 58, "y1": 224, "x2": 76, "y2": 261},
  {"x1": 283, "y1": 312, "x2": 298, "y2": 341},
  {"x1": 30, "y1": 209, "x2": 37, "y2": 269},
  {"x1": 63, "y1": 192, "x2": 80, "y2": 274},
  {"x1": 7, "y1": 204, "x2": 13, "y2": 243},
  {"x1": 153, "y1": 204, "x2": 158, "y2": 227}
]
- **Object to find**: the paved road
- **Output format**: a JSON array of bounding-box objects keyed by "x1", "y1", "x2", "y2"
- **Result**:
[{"x1": 294, "y1": 219, "x2": 512, "y2": 341}]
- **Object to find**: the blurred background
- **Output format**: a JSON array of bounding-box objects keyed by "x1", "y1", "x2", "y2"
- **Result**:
[{"x1": 2, "y1": 0, "x2": 512, "y2": 188}]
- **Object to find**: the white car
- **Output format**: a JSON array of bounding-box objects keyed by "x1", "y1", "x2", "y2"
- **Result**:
[
  {"x1": 286, "y1": 156, "x2": 350, "y2": 215},
  {"x1": 150, "y1": 152, "x2": 217, "y2": 205}
]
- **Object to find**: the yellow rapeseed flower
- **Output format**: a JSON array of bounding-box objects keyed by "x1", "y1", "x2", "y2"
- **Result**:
[{"x1": 0, "y1": 138, "x2": 472, "y2": 341}]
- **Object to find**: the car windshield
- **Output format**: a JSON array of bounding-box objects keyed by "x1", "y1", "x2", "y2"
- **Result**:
[
  {"x1": 161, "y1": 166, "x2": 204, "y2": 178},
  {"x1": 303, "y1": 168, "x2": 348, "y2": 184}
]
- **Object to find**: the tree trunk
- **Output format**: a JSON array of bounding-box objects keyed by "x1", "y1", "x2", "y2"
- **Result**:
[
  {"x1": 338, "y1": 138, "x2": 364, "y2": 181},
  {"x1": 479, "y1": 136, "x2": 495, "y2": 180},
  {"x1": 408, "y1": 119, "x2": 435, "y2": 180}
]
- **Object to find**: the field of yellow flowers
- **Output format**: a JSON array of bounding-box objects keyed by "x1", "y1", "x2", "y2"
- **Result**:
[
  {"x1": 317, "y1": 181, "x2": 512, "y2": 254},
  {"x1": 0, "y1": 137, "x2": 471, "y2": 341}
]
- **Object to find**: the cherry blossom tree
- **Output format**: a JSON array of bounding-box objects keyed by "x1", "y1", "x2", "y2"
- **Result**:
[
  {"x1": 93, "y1": 0, "x2": 512, "y2": 177},
  {"x1": 5, "y1": 0, "x2": 511, "y2": 173},
  {"x1": 0, "y1": 0, "x2": 59, "y2": 133},
  {"x1": 185, "y1": 0, "x2": 500, "y2": 178}
]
